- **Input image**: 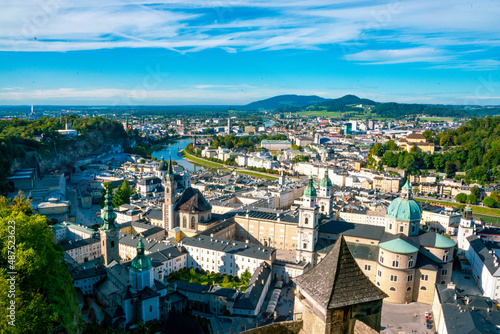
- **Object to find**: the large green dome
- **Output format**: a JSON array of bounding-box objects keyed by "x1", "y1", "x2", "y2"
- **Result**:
[
  {"x1": 303, "y1": 175, "x2": 317, "y2": 198},
  {"x1": 157, "y1": 156, "x2": 168, "y2": 171},
  {"x1": 130, "y1": 238, "x2": 152, "y2": 272},
  {"x1": 386, "y1": 197, "x2": 421, "y2": 221}
]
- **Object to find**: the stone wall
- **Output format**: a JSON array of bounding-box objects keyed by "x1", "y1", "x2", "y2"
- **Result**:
[{"x1": 241, "y1": 320, "x2": 303, "y2": 334}]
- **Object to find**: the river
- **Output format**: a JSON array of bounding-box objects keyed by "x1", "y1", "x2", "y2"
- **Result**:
[{"x1": 152, "y1": 138, "x2": 204, "y2": 172}]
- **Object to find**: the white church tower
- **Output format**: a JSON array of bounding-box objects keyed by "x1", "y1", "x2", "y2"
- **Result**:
[
  {"x1": 458, "y1": 204, "x2": 474, "y2": 253},
  {"x1": 317, "y1": 168, "x2": 333, "y2": 217},
  {"x1": 162, "y1": 155, "x2": 176, "y2": 231},
  {"x1": 297, "y1": 176, "x2": 319, "y2": 266}
]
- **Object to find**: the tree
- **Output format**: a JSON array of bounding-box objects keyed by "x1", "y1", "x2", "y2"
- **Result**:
[
  {"x1": 466, "y1": 194, "x2": 477, "y2": 204},
  {"x1": 471, "y1": 186, "x2": 481, "y2": 199},
  {"x1": 483, "y1": 196, "x2": 497, "y2": 208},
  {"x1": 433, "y1": 155, "x2": 445, "y2": 170},
  {"x1": 0, "y1": 195, "x2": 80, "y2": 333},
  {"x1": 445, "y1": 161, "x2": 456, "y2": 177},
  {"x1": 241, "y1": 269, "x2": 252, "y2": 284},
  {"x1": 383, "y1": 140, "x2": 398, "y2": 151},
  {"x1": 370, "y1": 143, "x2": 383, "y2": 157},
  {"x1": 455, "y1": 193, "x2": 467, "y2": 203},
  {"x1": 113, "y1": 180, "x2": 134, "y2": 207}
]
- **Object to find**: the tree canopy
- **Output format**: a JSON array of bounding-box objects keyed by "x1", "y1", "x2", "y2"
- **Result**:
[{"x1": 0, "y1": 194, "x2": 80, "y2": 333}]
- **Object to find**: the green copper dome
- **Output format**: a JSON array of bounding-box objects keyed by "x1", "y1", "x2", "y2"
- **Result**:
[
  {"x1": 433, "y1": 234, "x2": 456, "y2": 249},
  {"x1": 320, "y1": 168, "x2": 333, "y2": 188},
  {"x1": 386, "y1": 180, "x2": 421, "y2": 221},
  {"x1": 386, "y1": 197, "x2": 421, "y2": 221},
  {"x1": 379, "y1": 238, "x2": 419, "y2": 254},
  {"x1": 303, "y1": 175, "x2": 317, "y2": 198},
  {"x1": 130, "y1": 238, "x2": 152, "y2": 272},
  {"x1": 101, "y1": 188, "x2": 117, "y2": 231}
]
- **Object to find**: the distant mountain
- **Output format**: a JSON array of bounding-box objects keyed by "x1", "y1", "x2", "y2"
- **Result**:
[
  {"x1": 308, "y1": 94, "x2": 377, "y2": 111},
  {"x1": 244, "y1": 94, "x2": 326, "y2": 110}
]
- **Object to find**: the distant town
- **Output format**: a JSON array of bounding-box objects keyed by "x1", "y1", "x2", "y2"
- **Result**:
[{"x1": 1, "y1": 100, "x2": 500, "y2": 334}]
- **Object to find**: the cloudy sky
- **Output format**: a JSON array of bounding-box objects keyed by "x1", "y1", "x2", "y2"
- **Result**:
[{"x1": 1, "y1": 0, "x2": 499, "y2": 105}]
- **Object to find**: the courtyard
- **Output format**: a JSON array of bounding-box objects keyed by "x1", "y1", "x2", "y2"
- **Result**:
[{"x1": 381, "y1": 302, "x2": 433, "y2": 334}]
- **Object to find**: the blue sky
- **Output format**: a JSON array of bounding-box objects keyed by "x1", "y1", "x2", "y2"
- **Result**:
[{"x1": 0, "y1": 0, "x2": 499, "y2": 105}]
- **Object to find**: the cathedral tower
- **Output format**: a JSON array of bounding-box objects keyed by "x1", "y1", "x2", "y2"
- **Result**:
[
  {"x1": 318, "y1": 168, "x2": 333, "y2": 217},
  {"x1": 297, "y1": 176, "x2": 319, "y2": 265}
]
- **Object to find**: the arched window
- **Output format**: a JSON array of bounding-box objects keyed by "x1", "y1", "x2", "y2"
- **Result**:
[
  {"x1": 407, "y1": 286, "x2": 411, "y2": 291},
  {"x1": 111, "y1": 241, "x2": 115, "y2": 247},
  {"x1": 389, "y1": 287, "x2": 396, "y2": 291},
  {"x1": 304, "y1": 217, "x2": 309, "y2": 225},
  {"x1": 183, "y1": 217, "x2": 187, "y2": 228},
  {"x1": 441, "y1": 280, "x2": 446, "y2": 284},
  {"x1": 321, "y1": 205, "x2": 325, "y2": 212},
  {"x1": 200, "y1": 215, "x2": 204, "y2": 222},
  {"x1": 166, "y1": 188, "x2": 169, "y2": 193},
  {"x1": 191, "y1": 216, "x2": 195, "y2": 229},
  {"x1": 420, "y1": 286, "x2": 427, "y2": 290}
]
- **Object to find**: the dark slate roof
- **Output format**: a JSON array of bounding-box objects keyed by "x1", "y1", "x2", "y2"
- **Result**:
[
  {"x1": 175, "y1": 187, "x2": 212, "y2": 212},
  {"x1": 318, "y1": 221, "x2": 386, "y2": 241},
  {"x1": 294, "y1": 235, "x2": 387, "y2": 310},
  {"x1": 235, "y1": 210, "x2": 299, "y2": 224},
  {"x1": 466, "y1": 235, "x2": 500, "y2": 276},
  {"x1": 234, "y1": 262, "x2": 272, "y2": 310},
  {"x1": 143, "y1": 208, "x2": 163, "y2": 221}
]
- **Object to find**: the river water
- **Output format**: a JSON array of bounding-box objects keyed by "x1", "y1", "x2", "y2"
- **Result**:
[{"x1": 152, "y1": 138, "x2": 204, "y2": 172}]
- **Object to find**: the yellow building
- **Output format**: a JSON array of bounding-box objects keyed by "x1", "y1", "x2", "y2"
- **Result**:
[{"x1": 398, "y1": 133, "x2": 436, "y2": 154}]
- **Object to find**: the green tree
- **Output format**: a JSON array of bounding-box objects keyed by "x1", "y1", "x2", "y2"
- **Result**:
[
  {"x1": 383, "y1": 140, "x2": 398, "y2": 151},
  {"x1": 241, "y1": 269, "x2": 252, "y2": 284},
  {"x1": 0, "y1": 195, "x2": 80, "y2": 333},
  {"x1": 370, "y1": 143, "x2": 383, "y2": 157},
  {"x1": 466, "y1": 194, "x2": 477, "y2": 204},
  {"x1": 483, "y1": 196, "x2": 497, "y2": 208},
  {"x1": 445, "y1": 161, "x2": 456, "y2": 177},
  {"x1": 433, "y1": 155, "x2": 445, "y2": 170},
  {"x1": 471, "y1": 186, "x2": 481, "y2": 199},
  {"x1": 455, "y1": 193, "x2": 467, "y2": 203}
]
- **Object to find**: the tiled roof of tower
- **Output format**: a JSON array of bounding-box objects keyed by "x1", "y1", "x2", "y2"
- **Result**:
[
  {"x1": 294, "y1": 235, "x2": 387, "y2": 310},
  {"x1": 176, "y1": 187, "x2": 212, "y2": 212}
]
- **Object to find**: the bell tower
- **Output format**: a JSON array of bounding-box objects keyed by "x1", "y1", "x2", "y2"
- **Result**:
[
  {"x1": 163, "y1": 155, "x2": 176, "y2": 231},
  {"x1": 458, "y1": 204, "x2": 474, "y2": 253},
  {"x1": 100, "y1": 188, "x2": 119, "y2": 266},
  {"x1": 297, "y1": 176, "x2": 319, "y2": 265}
]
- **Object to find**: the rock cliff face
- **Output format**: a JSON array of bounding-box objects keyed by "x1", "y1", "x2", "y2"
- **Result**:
[{"x1": 12, "y1": 129, "x2": 128, "y2": 175}]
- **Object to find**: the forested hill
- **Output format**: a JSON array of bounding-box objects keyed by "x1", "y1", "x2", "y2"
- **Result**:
[
  {"x1": 373, "y1": 102, "x2": 469, "y2": 118},
  {"x1": 0, "y1": 116, "x2": 128, "y2": 193},
  {"x1": 244, "y1": 94, "x2": 326, "y2": 110},
  {"x1": 307, "y1": 94, "x2": 377, "y2": 111}
]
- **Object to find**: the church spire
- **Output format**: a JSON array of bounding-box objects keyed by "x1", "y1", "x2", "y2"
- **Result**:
[{"x1": 101, "y1": 188, "x2": 117, "y2": 231}]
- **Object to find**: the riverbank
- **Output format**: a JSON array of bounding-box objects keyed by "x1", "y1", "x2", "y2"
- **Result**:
[{"x1": 181, "y1": 150, "x2": 279, "y2": 180}]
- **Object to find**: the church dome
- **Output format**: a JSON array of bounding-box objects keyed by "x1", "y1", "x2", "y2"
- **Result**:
[
  {"x1": 130, "y1": 238, "x2": 152, "y2": 272},
  {"x1": 385, "y1": 180, "x2": 421, "y2": 221},
  {"x1": 303, "y1": 175, "x2": 317, "y2": 198}
]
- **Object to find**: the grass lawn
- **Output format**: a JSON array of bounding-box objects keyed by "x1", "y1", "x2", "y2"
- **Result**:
[
  {"x1": 168, "y1": 268, "x2": 250, "y2": 292},
  {"x1": 237, "y1": 170, "x2": 279, "y2": 180},
  {"x1": 415, "y1": 198, "x2": 500, "y2": 218},
  {"x1": 419, "y1": 117, "x2": 455, "y2": 122},
  {"x1": 181, "y1": 150, "x2": 225, "y2": 168},
  {"x1": 475, "y1": 214, "x2": 500, "y2": 225}
]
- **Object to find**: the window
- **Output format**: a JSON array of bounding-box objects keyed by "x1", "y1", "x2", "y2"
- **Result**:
[
  {"x1": 379, "y1": 256, "x2": 384, "y2": 263},
  {"x1": 441, "y1": 269, "x2": 448, "y2": 276},
  {"x1": 191, "y1": 216, "x2": 195, "y2": 229},
  {"x1": 407, "y1": 275, "x2": 413, "y2": 282},
  {"x1": 420, "y1": 286, "x2": 427, "y2": 290},
  {"x1": 421, "y1": 274, "x2": 429, "y2": 281},
  {"x1": 443, "y1": 254, "x2": 448, "y2": 262},
  {"x1": 389, "y1": 287, "x2": 396, "y2": 291},
  {"x1": 389, "y1": 223, "x2": 393, "y2": 230},
  {"x1": 183, "y1": 217, "x2": 187, "y2": 228},
  {"x1": 411, "y1": 225, "x2": 416, "y2": 233},
  {"x1": 390, "y1": 275, "x2": 398, "y2": 282},
  {"x1": 111, "y1": 241, "x2": 114, "y2": 247},
  {"x1": 407, "y1": 286, "x2": 412, "y2": 291},
  {"x1": 304, "y1": 218, "x2": 309, "y2": 225},
  {"x1": 392, "y1": 261, "x2": 399, "y2": 268},
  {"x1": 399, "y1": 225, "x2": 404, "y2": 232},
  {"x1": 150, "y1": 306, "x2": 153, "y2": 312},
  {"x1": 364, "y1": 264, "x2": 371, "y2": 271},
  {"x1": 377, "y1": 270, "x2": 382, "y2": 277},
  {"x1": 377, "y1": 281, "x2": 380, "y2": 286},
  {"x1": 303, "y1": 243, "x2": 307, "y2": 249},
  {"x1": 408, "y1": 260, "x2": 414, "y2": 267}
]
